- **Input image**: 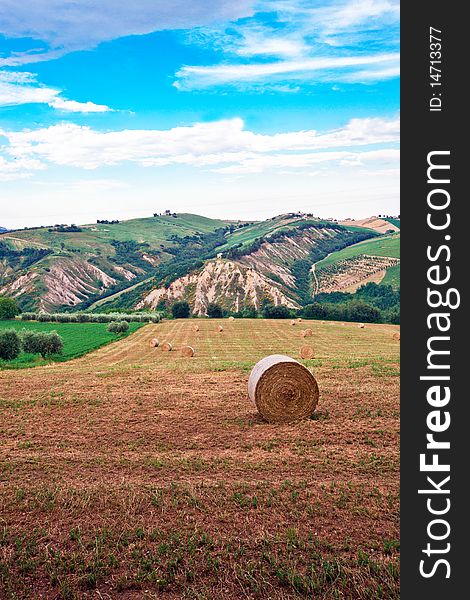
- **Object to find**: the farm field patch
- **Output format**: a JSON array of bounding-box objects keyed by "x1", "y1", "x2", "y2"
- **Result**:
[
  {"x1": 0, "y1": 319, "x2": 400, "y2": 598},
  {"x1": 0, "y1": 320, "x2": 143, "y2": 369},
  {"x1": 316, "y1": 233, "x2": 400, "y2": 269}
]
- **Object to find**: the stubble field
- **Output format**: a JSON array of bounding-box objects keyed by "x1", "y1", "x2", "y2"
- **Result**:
[{"x1": 0, "y1": 318, "x2": 400, "y2": 599}]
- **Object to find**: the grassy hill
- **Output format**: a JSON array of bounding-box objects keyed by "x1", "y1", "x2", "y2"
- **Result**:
[
  {"x1": 0, "y1": 214, "x2": 232, "y2": 311},
  {"x1": 1, "y1": 213, "x2": 399, "y2": 312},
  {"x1": 315, "y1": 233, "x2": 400, "y2": 269},
  {"x1": 2, "y1": 213, "x2": 229, "y2": 253}
]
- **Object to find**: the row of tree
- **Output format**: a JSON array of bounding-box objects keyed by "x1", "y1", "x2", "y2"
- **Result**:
[
  {"x1": 164, "y1": 283, "x2": 399, "y2": 324},
  {"x1": 0, "y1": 329, "x2": 63, "y2": 361}
]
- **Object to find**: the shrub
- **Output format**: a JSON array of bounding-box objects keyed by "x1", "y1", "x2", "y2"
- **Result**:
[
  {"x1": 21, "y1": 312, "x2": 38, "y2": 321},
  {"x1": 263, "y1": 304, "x2": 291, "y2": 319},
  {"x1": 206, "y1": 303, "x2": 223, "y2": 318},
  {"x1": 0, "y1": 297, "x2": 20, "y2": 320},
  {"x1": 0, "y1": 329, "x2": 21, "y2": 360},
  {"x1": 107, "y1": 321, "x2": 129, "y2": 334},
  {"x1": 171, "y1": 301, "x2": 190, "y2": 319},
  {"x1": 21, "y1": 331, "x2": 63, "y2": 358}
]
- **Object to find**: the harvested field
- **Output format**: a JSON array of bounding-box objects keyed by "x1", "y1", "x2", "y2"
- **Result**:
[{"x1": 0, "y1": 319, "x2": 400, "y2": 599}]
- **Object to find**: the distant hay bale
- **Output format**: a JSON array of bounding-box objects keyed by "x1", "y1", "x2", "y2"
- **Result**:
[
  {"x1": 290, "y1": 320, "x2": 296, "y2": 326},
  {"x1": 393, "y1": 332, "x2": 400, "y2": 341},
  {"x1": 299, "y1": 345, "x2": 315, "y2": 359},
  {"x1": 149, "y1": 338, "x2": 160, "y2": 348},
  {"x1": 217, "y1": 325, "x2": 224, "y2": 332},
  {"x1": 181, "y1": 345, "x2": 195, "y2": 357},
  {"x1": 193, "y1": 325, "x2": 200, "y2": 332},
  {"x1": 248, "y1": 354, "x2": 319, "y2": 423},
  {"x1": 358, "y1": 323, "x2": 365, "y2": 329},
  {"x1": 297, "y1": 318, "x2": 302, "y2": 322},
  {"x1": 301, "y1": 328, "x2": 313, "y2": 338},
  {"x1": 161, "y1": 341, "x2": 172, "y2": 352},
  {"x1": 228, "y1": 316, "x2": 235, "y2": 321}
]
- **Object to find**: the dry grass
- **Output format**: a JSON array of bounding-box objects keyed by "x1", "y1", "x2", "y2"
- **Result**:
[{"x1": 0, "y1": 319, "x2": 399, "y2": 599}]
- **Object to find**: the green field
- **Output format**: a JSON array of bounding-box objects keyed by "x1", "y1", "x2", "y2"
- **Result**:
[
  {"x1": 0, "y1": 320, "x2": 144, "y2": 369},
  {"x1": 315, "y1": 233, "x2": 400, "y2": 268},
  {"x1": 216, "y1": 215, "x2": 333, "y2": 251},
  {"x1": 385, "y1": 218, "x2": 400, "y2": 229},
  {"x1": 381, "y1": 263, "x2": 400, "y2": 287}
]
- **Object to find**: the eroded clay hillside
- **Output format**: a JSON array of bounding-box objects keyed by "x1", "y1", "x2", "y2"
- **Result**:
[
  {"x1": 0, "y1": 213, "x2": 398, "y2": 312},
  {"x1": 136, "y1": 225, "x2": 370, "y2": 314}
]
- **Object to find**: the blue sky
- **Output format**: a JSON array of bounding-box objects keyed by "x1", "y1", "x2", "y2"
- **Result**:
[{"x1": 0, "y1": 0, "x2": 399, "y2": 228}]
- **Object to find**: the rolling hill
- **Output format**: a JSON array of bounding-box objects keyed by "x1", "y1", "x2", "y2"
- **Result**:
[{"x1": 0, "y1": 213, "x2": 399, "y2": 313}]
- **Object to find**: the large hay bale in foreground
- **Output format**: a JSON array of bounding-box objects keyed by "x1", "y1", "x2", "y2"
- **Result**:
[
  {"x1": 161, "y1": 341, "x2": 172, "y2": 352},
  {"x1": 393, "y1": 332, "x2": 400, "y2": 341},
  {"x1": 299, "y1": 345, "x2": 315, "y2": 359},
  {"x1": 149, "y1": 338, "x2": 160, "y2": 348},
  {"x1": 217, "y1": 325, "x2": 224, "y2": 332},
  {"x1": 301, "y1": 328, "x2": 313, "y2": 338},
  {"x1": 181, "y1": 345, "x2": 195, "y2": 357},
  {"x1": 248, "y1": 354, "x2": 319, "y2": 423}
]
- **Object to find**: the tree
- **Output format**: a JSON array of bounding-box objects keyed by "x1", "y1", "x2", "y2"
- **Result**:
[
  {"x1": 107, "y1": 321, "x2": 129, "y2": 334},
  {"x1": 0, "y1": 297, "x2": 20, "y2": 320},
  {"x1": 263, "y1": 304, "x2": 291, "y2": 319},
  {"x1": 302, "y1": 303, "x2": 327, "y2": 320},
  {"x1": 347, "y1": 301, "x2": 381, "y2": 323},
  {"x1": 21, "y1": 331, "x2": 63, "y2": 358},
  {"x1": 0, "y1": 330, "x2": 21, "y2": 360},
  {"x1": 171, "y1": 301, "x2": 190, "y2": 319},
  {"x1": 206, "y1": 303, "x2": 223, "y2": 318},
  {"x1": 241, "y1": 306, "x2": 258, "y2": 318}
]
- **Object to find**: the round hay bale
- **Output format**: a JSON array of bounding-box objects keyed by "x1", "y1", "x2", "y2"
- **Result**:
[
  {"x1": 193, "y1": 325, "x2": 200, "y2": 332},
  {"x1": 248, "y1": 354, "x2": 319, "y2": 423},
  {"x1": 290, "y1": 319, "x2": 296, "y2": 326},
  {"x1": 228, "y1": 316, "x2": 235, "y2": 321},
  {"x1": 161, "y1": 341, "x2": 172, "y2": 352},
  {"x1": 181, "y1": 345, "x2": 195, "y2": 357},
  {"x1": 299, "y1": 345, "x2": 315, "y2": 360},
  {"x1": 301, "y1": 328, "x2": 313, "y2": 338},
  {"x1": 149, "y1": 337, "x2": 160, "y2": 348},
  {"x1": 358, "y1": 323, "x2": 365, "y2": 329},
  {"x1": 297, "y1": 318, "x2": 302, "y2": 322},
  {"x1": 217, "y1": 325, "x2": 224, "y2": 332},
  {"x1": 393, "y1": 332, "x2": 400, "y2": 341}
]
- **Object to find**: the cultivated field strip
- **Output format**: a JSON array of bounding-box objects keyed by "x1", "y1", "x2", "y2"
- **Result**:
[{"x1": 81, "y1": 318, "x2": 399, "y2": 370}]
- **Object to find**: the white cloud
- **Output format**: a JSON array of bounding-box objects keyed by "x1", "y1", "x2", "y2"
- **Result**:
[
  {"x1": 176, "y1": 0, "x2": 399, "y2": 90},
  {"x1": 175, "y1": 52, "x2": 399, "y2": 89},
  {"x1": 0, "y1": 116, "x2": 399, "y2": 178},
  {"x1": 0, "y1": 70, "x2": 112, "y2": 112},
  {"x1": 0, "y1": 156, "x2": 45, "y2": 181},
  {"x1": 306, "y1": 0, "x2": 400, "y2": 38},
  {"x1": 0, "y1": 0, "x2": 254, "y2": 66},
  {"x1": 48, "y1": 97, "x2": 111, "y2": 113}
]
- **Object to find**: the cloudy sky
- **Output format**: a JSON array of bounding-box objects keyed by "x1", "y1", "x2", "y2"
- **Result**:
[{"x1": 0, "y1": 0, "x2": 399, "y2": 228}]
